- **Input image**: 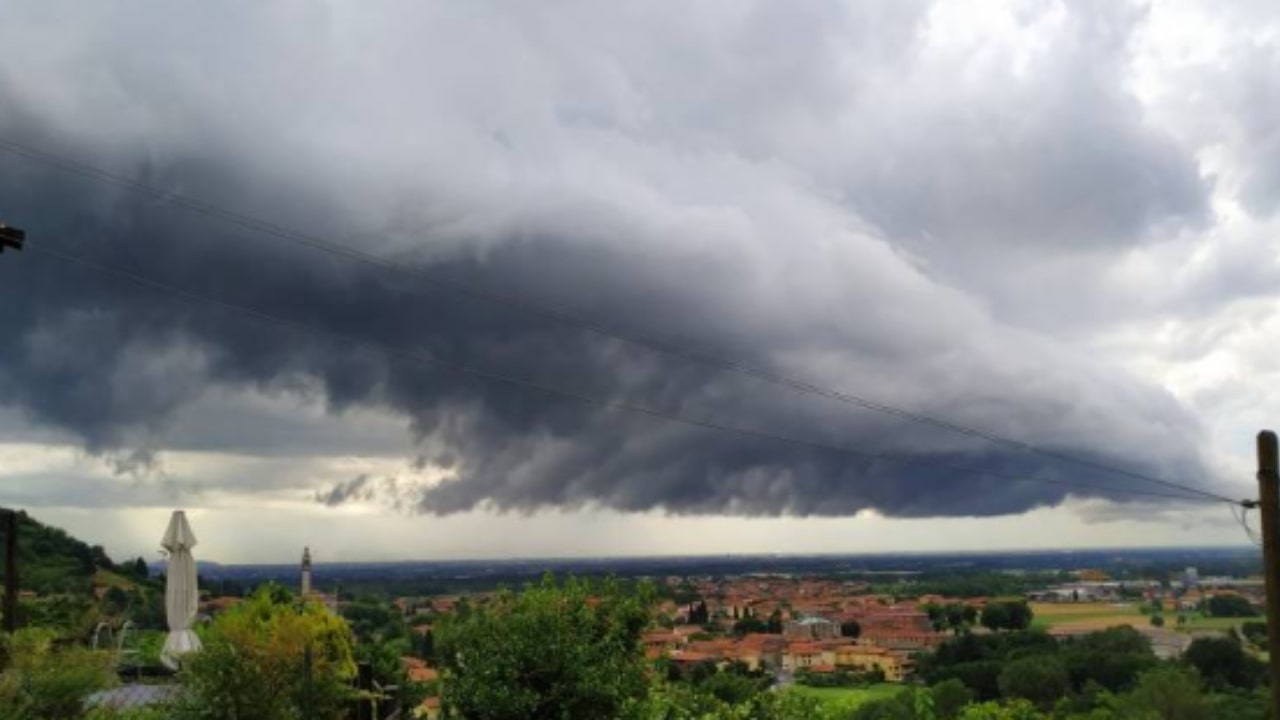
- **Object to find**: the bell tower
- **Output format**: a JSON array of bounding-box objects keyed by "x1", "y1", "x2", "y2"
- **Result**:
[{"x1": 301, "y1": 547, "x2": 313, "y2": 596}]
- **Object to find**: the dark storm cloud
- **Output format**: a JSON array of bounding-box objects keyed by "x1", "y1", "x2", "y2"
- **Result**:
[
  {"x1": 317, "y1": 475, "x2": 377, "y2": 508},
  {"x1": 0, "y1": 1, "x2": 1230, "y2": 518},
  {"x1": 316, "y1": 473, "x2": 421, "y2": 511}
]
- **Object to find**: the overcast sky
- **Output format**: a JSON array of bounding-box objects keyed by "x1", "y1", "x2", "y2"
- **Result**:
[{"x1": 0, "y1": 0, "x2": 1276, "y2": 563}]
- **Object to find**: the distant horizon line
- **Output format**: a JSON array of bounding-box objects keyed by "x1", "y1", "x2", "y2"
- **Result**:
[{"x1": 154, "y1": 543, "x2": 1260, "y2": 568}]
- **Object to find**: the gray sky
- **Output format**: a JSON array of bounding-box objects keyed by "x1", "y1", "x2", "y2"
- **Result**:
[{"x1": 0, "y1": 0, "x2": 1275, "y2": 562}]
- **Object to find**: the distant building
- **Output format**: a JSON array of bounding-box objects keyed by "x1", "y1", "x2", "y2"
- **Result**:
[
  {"x1": 301, "y1": 547, "x2": 313, "y2": 596},
  {"x1": 783, "y1": 616, "x2": 839, "y2": 640},
  {"x1": 299, "y1": 547, "x2": 338, "y2": 612},
  {"x1": 780, "y1": 642, "x2": 829, "y2": 671},
  {"x1": 1184, "y1": 567, "x2": 1199, "y2": 589},
  {"x1": 1027, "y1": 583, "x2": 1120, "y2": 603},
  {"x1": 859, "y1": 629, "x2": 947, "y2": 651},
  {"x1": 833, "y1": 645, "x2": 914, "y2": 682}
]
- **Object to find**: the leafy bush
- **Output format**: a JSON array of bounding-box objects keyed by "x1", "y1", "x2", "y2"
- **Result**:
[
  {"x1": 1241, "y1": 620, "x2": 1267, "y2": 650},
  {"x1": 169, "y1": 585, "x2": 357, "y2": 720},
  {"x1": 932, "y1": 678, "x2": 974, "y2": 719},
  {"x1": 980, "y1": 602, "x2": 1033, "y2": 632},
  {"x1": 0, "y1": 628, "x2": 117, "y2": 719},
  {"x1": 1183, "y1": 636, "x2": 1266, "y2": 691},
  {"x1": 794, "y1": 667, "x2": 860, "y2": 688},
  {"x1": 997, "y1": 655, "x2": 1068, "y2": 708},
  {"x1": 1205, "y1": 595, "x2": 1258, "y2": 618},
  {"x1": 437, "y1": 574, "x2": 654, "y2": 720}
]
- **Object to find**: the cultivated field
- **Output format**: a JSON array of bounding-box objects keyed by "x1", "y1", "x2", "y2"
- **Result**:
[
  {"x1": 1031, "y1": 602, "x2": 1257, "y2": 636},
  {"x1": 1030, "y1": 601, "x2": 1142, "y2": 631}
]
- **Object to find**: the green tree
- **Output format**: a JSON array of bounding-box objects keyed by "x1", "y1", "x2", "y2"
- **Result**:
[
  {"x1": 925, "y1": 603, "x2": 947, "y2": 631},
  {"x1": 1182, "y1": 636, "x2": 1265, "y2": 691},
  {"x1": 689, "y1": 601, "x2": 710, "y2": 625},
  {"x1": 696, "y1": 664, "x2": 770, "y2": 706},
  {"x1": 173, "y1": 585, "x2": 357, "y2": 720},
  {"x1": 417, "y1": 628, "x2": 437, "y2": 661},
  {"x1": 1204, "y1": 595, "x2": 1257, "y2": 618},
  {"x1": 926, "y1": 604, "x2": 978, "y2": 634},
  {"x1": 1059, "y1": 625, "x2": 1156, "y2": 693},
  {"x1": 0, "y1": 628, "x2": 117, "y2": 719},
  {"x1": 997, "y1": 656, "x2": 1068, "y2": 708},
  {"x1": 1119, "y1": 666, "x2": 1209, "y2": 720},
  {"x1": 734, "y1": 615, "x2": 768, "y2": 636},
  {"x1": 131, "y1": 557, "x2": 149, "y2": 580},
  {"x1": 1240, "y1": 621, "x2": 1267, "y2": 649},
  {"x1": 956, "y1": 700, "x2": 1045, "y2": 720},
  {"x1": 1149, "y1": 614, "x2": 1165, "y2": 628},
  {"x1": 980, "y1": 602, "x2": 1032, "y2": 632},
  {"x1": 980, "y1": 603, "x2": 1008, "y2": 632},
  {"x1": 342, "y1": 598, "x2": 409, "y2": 644},
  {"x1": 767, "y1": 609, "x2": 784, "y2": 634},
  {"x1": 1203, "y1": 687, "x2": 1270, "y2": 720},
  {"x1": 932, "y1": 678, "x2": 974, "y2": 719},
  {"x1": 436, "y1": 574, "x2": 654, "y2": 720},
  {"x1": 1005, "y1": 602, "x2": 1032, "y2": 631},
  {"x1": 0, "y1": 508, "x2": 120, "y2": 595},
  {"x1": 847, "y1": 687, "x2": 920, "y2": 720},
  {"x1": 103, "y1": 586, "x2": 130, "y2": 615}
]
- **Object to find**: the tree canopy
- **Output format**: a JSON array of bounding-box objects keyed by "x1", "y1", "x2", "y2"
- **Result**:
[
  {"x1": 174, "y1": 585, "x2": 357, "y2": 720},
  {"x1": 980, "y1": 602, "x2": 1033, "y2": 632},
  {"x1": 436, "y1": 574, "x2": 654, "y2": 720},
  {"x1": 1204, "y1": 595, "x2": 1257, "y2": 618},
  {"x1": 0, "y1": 508, "x2": 118, "y2": 594}
]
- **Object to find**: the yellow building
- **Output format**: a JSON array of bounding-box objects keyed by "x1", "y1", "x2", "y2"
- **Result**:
[{"x1": 833, "y1": 644, "x2": 914, "y2": 682}]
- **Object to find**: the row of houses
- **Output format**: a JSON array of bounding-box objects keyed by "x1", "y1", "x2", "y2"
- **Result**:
[
  {"x1": 1028, "y1": 581, "x2": 1265, "y2": 611},
  {"x1": 643, "y1": 630, "x2": 934, "y2": 683}
]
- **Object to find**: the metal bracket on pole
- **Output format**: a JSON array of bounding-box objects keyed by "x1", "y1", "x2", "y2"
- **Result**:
[{"x1": 0, "y1": 223, "x2": 25, "y2": 254}]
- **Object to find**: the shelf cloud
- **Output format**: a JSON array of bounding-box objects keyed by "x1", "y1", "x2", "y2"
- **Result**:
[{"x1": 0, "y1": 0, "x2": 1257, "y2": 521}]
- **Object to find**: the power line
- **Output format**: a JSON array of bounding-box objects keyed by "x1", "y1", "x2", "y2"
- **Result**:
[
  {"x1": 0, "y1": 136, "x2": 1238, "y2": 504},
  {"x1": 25, "y1": 242, "x2": 1227, "y2": 507}
]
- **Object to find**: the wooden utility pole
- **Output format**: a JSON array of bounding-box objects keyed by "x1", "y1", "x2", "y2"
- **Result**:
[
  {"x1": 0, "y1": 222, "x2": 25, "y2": 635},
  {"x1": 1257, "y1": 430, "x2": 1280, "y2": 718},
  {"x1": 356, "y1": 661, "x2": 374, "y2": 720},
  {"x1": 3, "y1": 510, "x2": 17, "y2": 634},
  {"x1": 1, "y1": 222, "x2": 27, "y2": 635}
]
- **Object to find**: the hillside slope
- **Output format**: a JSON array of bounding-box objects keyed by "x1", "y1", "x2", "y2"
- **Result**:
[{"x1": 0, "y1": 508, "x2": 120, "y2": 594}]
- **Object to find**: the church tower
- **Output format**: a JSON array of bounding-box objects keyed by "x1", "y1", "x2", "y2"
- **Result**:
[{"x1": 301, "y1": 547, "x2": 312, "y2": 597}]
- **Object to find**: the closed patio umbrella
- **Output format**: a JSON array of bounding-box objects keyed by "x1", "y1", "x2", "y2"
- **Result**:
[{"x1": 160, "y1": 510, "x2": 202, "y2": 669}]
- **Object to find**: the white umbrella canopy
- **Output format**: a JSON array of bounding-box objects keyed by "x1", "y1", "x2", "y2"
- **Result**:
[{"x1": 160, "y1": 510, "x2": 202, "y2": 669}]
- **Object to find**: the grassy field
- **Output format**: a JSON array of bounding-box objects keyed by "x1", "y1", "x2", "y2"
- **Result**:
[
  {"x1": 786, "y1": 684, "x2": 904, "y2": 709},
  {"x1": 1030, "y1": 602, "x2": 1142, "y2": 630},
  {"x1": 1178, "y1": 615, "x2": 1243, "y2": 629},
  {"x1": 1030, "y1": 602, "x2": 1259, "y2": 638},
  {"x1": 91, "y1": 569, "x2": 138, "y2": 591}
]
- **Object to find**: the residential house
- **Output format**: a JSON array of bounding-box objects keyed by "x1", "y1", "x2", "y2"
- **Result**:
[
  {"x1": 833, "y1": 645, "x2": 914, "y2": 682},
  {"x1": 783, "y1": 616, "x2": 840, "y2": 640}
]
